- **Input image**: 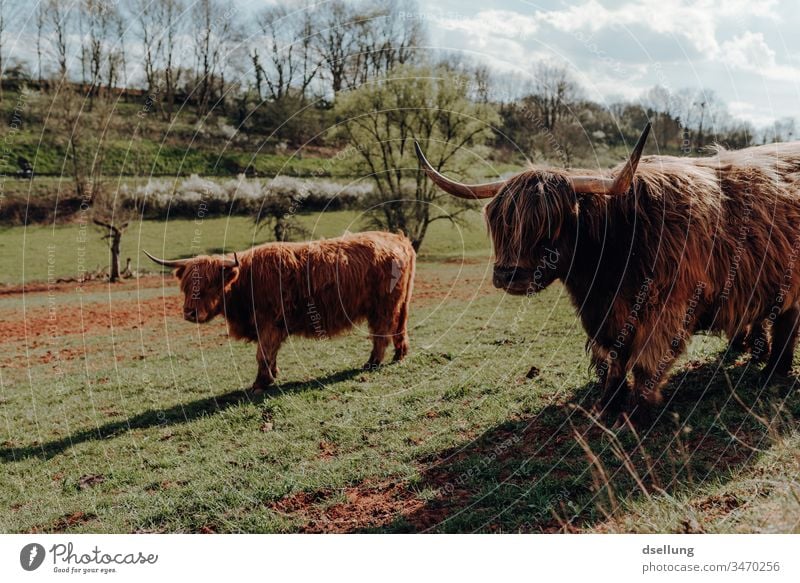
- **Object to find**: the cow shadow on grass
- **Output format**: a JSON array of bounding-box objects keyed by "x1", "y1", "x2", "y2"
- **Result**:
[
  {"x1": 0, "y1": 367, "x2": 364, "y2": 462},
  {"x1": 373, "y1": 353, "x2": 799, "y2": 533}
]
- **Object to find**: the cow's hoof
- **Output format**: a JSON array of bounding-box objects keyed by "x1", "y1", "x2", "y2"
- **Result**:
[
  {"x1": 363, "y1": 361, "x2": 380, "y2": 371},
  {"x1": 250, "y1": 379, "x2": 275, "y2": 395}
]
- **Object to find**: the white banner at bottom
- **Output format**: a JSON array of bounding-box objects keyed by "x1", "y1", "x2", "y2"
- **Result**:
[{"x1": 0, "y1": 534, "x2": 796, "y2": 582}]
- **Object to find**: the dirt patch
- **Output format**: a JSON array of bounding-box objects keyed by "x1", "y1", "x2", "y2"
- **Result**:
[
  {"x1": 0, "y1": 275, "x2": 165, "y2": 296},
  {"x1": 272, "y1": 489, "x2": 335, "y2": 514},
  {"x1": 0, "y1": 294, "x2": 182, "y2": 343},
  {"x1": 271, "y1": 453, "x2": 480, "y2": 533},
  {"x1": 30, "y1": 511, "x2": 98, "y2": 533},
  {"x1": 318, "y1": 440, "x2": 338, "y2": 459},
  {"x1": 0, "y1": 262, "x2": 494, "y2": 345},
  {"x1": 271, "y1": 481, "x2": 427, "y2": 533},
  {"x1": 692, "y1": 492, "x2": 743, "y2": 519},
  {"x1": 412, "y1": 276, "x2": 495, "y2": 303},
  {"x1": 77, "y1": 474, "x2": 106, "y2": 490}
]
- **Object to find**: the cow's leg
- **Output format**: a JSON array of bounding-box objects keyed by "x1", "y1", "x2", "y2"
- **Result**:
[
  {"x1": 729, "y1": 325, "x2": 749, "y2": 353},
  {"x1": 252, "y1": 327, "x2": 286, "y2": 393},
  {"x1": 627, "y1": 340, "x2": 684, "y2": 429},
  {"x1": 764, "y1": 306, "x2": 799, "y2": 379},
  {"x1": 594, "y1": 353, "x2": 630, "y2": 424},
  {"x1": 621, "y1": 331, "x2": 685, "y2": 428},
  {"x1": 365, "y1": 314, "x2": 393, "y2": 369},
  {"x1": 748, "y1": 320, "x2": 771, "y2": 364},
  {"x1": 392, "y1": 294, "x2": 411, "y2": 362}
]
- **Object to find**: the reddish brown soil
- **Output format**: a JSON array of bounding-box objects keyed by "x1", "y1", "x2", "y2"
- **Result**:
[
  {"x1": 0, "y1": 266, "x2": 494, "y2": 350},
  {"x1": 30, "y1": 511, "x2": 98, "y2": 533},
  {"x1": 271, "y1": 481, "x2": 431, "y2": 533},
  {"x1": 0, "y1": 275, "x2": 165, "y2": 296},
  {"x1": 271, "y1": 440, "x2": 491, "y2": 533},
  {"x1": 0, "y1": 295, "x2": 182, "y2": 343},
  {"x1": 412, "y1": 275, "x2": 494, "y2": 303}
]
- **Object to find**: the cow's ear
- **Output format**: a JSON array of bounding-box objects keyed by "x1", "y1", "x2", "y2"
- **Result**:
[
  {"x1": 173, "y1": 266, "x2": 186, "y2": 280},
  {"x1": 223, "y1": 266, "x2": 240, "y2": 287}
]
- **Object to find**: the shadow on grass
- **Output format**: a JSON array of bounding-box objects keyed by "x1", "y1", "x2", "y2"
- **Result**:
[
  {"x1": 0, "y1": 367, "x2": 364, "y2": 462},
  {"x1": 372, "y1": 354, "x2": 799, "y2": 533}
]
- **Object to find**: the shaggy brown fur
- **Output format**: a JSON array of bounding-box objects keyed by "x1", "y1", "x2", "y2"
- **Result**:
[
  {"x1": 485, "y1": 141, "x2": 800, "y2": 424},
  {"x1": 170, "y1": 231, "x2": 415, "y2": 391}
]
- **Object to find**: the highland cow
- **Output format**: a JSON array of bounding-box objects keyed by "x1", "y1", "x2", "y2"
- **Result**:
[
  {"x1": 145, "y1": 231, "x2": 415, "y2": 392},
  {"x1": 416, "y1": 124, "x2": 800, "y2": 425}
]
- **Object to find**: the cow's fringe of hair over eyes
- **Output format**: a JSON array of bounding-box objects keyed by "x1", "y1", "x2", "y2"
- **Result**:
[{"x1": 485, "y1": 171, "x2": 578, "y2": 267}]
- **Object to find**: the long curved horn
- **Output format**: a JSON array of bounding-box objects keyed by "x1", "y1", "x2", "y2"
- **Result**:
[
  {"x1": 221, "y1": 252, "x2": 239, "y2": 268},
  {"x1": 143, "y1": 250, "x2": 192, "y2": 268},
  {"x1": 414, "y1": 141, "x2": 507, "y2": 199},
  {"x1": 569, "y1": 122, "x2": 651, "y2": 195}
]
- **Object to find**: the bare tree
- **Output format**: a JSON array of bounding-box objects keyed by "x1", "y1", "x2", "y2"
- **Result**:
[
  {"x1": 92, "y1": 188, "x2": 135, "y2": 283},
  {"x1": 529, "y1": 62, "x2": 581, "y2": 132},
  {"x1": 255, "y1": 2, "x2": 319, "y2": 101},
  {"x1": 133, "y1": 0, "x2": 165, "y2": 95},
  {"x1": 36, "y1": 2, "x2": 46, "y2": 85},
  {"x1": 192, "y1": 0, "x2": 236, "y2": 115},
  {"x1": 643, "y1": 85, "x2": 676, "y2": 148},
  {"x1": 360, "y1": 0, "x2": 422, "y2": 81},
  {"x1": 768, "y1": 117, "x2": 796, "y2": 143},
  {"x1": 47, "y1": 0, "x2": 70, "y2": 81},
  {"x1": 314, "y1": 0, "x2": 360, "y2": 94},
  {"x1": 93, "y1": 218, "x2": 129, "y2": 282},
  {"x1": 111, "y1": 8, "x2": 127, "y2": 89},
  {"x1": 0, "y1": 0, "x2": 6, "y2": 102},
  {"x1": 84, "y1": 0, "x2": 115, "y2": 105},
  {"x1": 162, "y1": 0, "x2": 184, "y2": 120}
]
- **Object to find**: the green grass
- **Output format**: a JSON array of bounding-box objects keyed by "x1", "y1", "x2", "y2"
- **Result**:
[
  {"x1": 1, "y1": 210, "x2": 798, "y2": 533},
  {"x1": 0, "y1": 209, "x2": 488, "y2": 285}
]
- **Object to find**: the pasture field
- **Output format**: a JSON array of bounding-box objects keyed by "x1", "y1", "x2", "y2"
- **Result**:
[
  {"x1": 0, "y1": 210, "x2": 487, "y2": 285},
  {"x1": 1, "y1": 211, "x2": 799, "y2": 533}
]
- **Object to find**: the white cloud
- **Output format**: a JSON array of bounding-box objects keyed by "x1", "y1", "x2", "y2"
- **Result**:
[
  {"x1": 427, "y1": 0, "x2": 798, "y2": 126},
  {"x1": 435, "y1": 9, "x2": 540, "y2": 42},
  {"x1": 720, "y1": 31, "x2": 800, "y2": 80},
  {"x1": 437, "y1": 1, "x2": 784, "y2": 59},
  {"x1": 728, "y1": 100, "x2": 782, "y2": 127}
]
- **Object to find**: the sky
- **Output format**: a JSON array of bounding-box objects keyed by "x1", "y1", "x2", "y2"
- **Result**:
[
  {"x1": 7, "y1": 0, "x2": 797, "y2": 129},
  {"x1": 411, "y1": 0, "x2": 800, "y2": 127}
]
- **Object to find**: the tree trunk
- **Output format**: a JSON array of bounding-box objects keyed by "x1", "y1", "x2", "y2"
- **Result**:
[{"x1": 109, "y1": 229, "x2": 122, "y2": 282}]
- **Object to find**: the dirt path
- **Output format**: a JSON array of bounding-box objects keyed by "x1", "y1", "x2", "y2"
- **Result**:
[{"x1": 0, "y1": 264, "x2": 495, "y2": 346}]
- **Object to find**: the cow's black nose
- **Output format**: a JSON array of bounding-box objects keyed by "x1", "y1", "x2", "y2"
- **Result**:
[
  {"x1": 493, "y1": 267, "x2": 514, "y2": 288},
  {"x1": 184, "y1": 309, "x2": 197, "y2": 322}
]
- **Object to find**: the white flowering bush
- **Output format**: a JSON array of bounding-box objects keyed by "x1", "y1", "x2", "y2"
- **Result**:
[{"x1": 122, "y1": 174, "x2": 373, "y2": 219}]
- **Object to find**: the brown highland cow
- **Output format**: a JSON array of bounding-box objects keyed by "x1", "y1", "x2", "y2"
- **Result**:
[
  {"x1": 145, "y1": 231, "x2": 415, "y2": 392},
  {"x1": 416, "y1": 123, "x2": 800, "y2": 425}
]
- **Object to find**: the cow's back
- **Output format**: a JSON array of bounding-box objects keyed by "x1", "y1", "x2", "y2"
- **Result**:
[
  {"x1": 619, "y1": 142, "x2": 800, "y2": 337},
  {"x1": 229, "y1": 232, "x2": 414, "y2": 339}
]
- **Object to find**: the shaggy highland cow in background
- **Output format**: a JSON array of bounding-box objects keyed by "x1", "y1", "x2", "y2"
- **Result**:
[
  {"x1": 145, "y1": 232, "x2": 415, "y2": 392},
  {"x1": 416, "y1": 123, "x2": 800, "y2": 425}
]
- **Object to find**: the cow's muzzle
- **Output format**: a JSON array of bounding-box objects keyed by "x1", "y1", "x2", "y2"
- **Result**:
[
  {"x1": 184, "y1": 308, "x2": 212, "y2": 323},
  {"x1": 492, "y1": 266, "x2": 541, "y2": 295}
]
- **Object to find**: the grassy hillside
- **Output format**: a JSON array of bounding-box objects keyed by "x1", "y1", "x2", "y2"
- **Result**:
[
  {"x1": 1, "y1": 89, "x2": 357, "y2": 180},
  {"x1": 0, "y1": 88, "x2": 645, "y2": 189}
]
